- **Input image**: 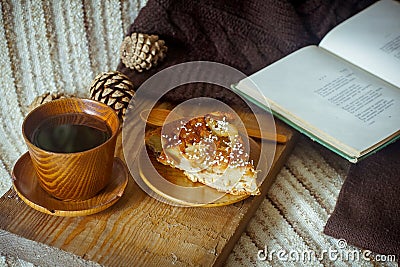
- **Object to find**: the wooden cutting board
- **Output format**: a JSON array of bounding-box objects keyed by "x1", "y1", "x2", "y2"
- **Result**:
[{"x1": 0, "y1": 115, "x2": 297, "y2": 266}]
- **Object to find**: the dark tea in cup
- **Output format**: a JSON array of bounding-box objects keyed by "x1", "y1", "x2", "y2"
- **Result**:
[{"x1": 31, "y1": 113, "x2": 111, "y2": 153}]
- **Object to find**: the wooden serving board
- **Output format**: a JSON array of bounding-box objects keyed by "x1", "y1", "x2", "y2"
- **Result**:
[{"x1": 0, "y1": 118, "x2": 297, "y2": 266}]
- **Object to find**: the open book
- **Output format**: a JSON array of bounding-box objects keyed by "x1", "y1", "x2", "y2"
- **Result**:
[{"x1": 232, "y1": 0, "x2": 400, "y2": 162}]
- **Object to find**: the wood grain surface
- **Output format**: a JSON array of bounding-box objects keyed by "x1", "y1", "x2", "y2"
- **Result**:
[
  {"x1": 12, "y1": 154, "x2": 128, "y2": 217},
  {"x1": 0, "y1": 116, "x2": 297, "y2": 266}
]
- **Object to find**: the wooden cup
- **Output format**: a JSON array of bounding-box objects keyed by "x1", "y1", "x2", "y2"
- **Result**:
[{"x1": 22, "y1": 98, "x2": 120, "y2": 201}]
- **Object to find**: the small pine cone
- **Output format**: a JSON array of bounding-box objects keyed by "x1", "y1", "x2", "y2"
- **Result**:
[
  {"x1": 120, "y1": 33, "x2": 167, "y2": 72},
  {"x1": 89, "y1": 71, "x2": 135, "y2": 120},
  {"x1": 28, "y1": 92, "x2": 74, "y2": 112}
]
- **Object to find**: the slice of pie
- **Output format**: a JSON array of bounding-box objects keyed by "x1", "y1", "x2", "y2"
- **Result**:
[{"x1": 147, "y1": 112, "x2": 260, "y2": 196}]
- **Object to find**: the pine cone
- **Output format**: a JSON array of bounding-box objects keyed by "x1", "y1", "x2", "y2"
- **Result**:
[
  {"x1": 28, "y1": 92, "x2": 74, "y2": 112},
  {"x1": 120, "y1": 33, "x2": 167, "y2": 72},
  {"x1": 89, "y1": 71, "x2": 135, "y2": 120}
]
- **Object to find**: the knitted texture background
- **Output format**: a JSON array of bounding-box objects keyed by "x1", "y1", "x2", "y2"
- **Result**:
[
  {"x1": 325, "y1": 140, "x2": 400, "y2": 258},
  {"x1": 0, "y1": 0, "x2": 397, "y2": 266},
  {"x1": 117, "y1": 0, "x2": 377, "y2": 104}
]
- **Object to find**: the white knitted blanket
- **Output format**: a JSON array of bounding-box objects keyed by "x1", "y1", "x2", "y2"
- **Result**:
[{"x1": 0, "y1": 1, "x2": 395, "y2": 266}]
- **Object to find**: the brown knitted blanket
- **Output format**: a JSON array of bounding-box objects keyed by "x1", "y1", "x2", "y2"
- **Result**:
[
  {"x1": 117, "y1": 0, "x2": 376, "y2": 103},
  {"x1": 117, "y1": 0, "x2": 400, "y2": 258},
  {"x1": 324, "y1": 140, "x2": 400, "y2": 258}
]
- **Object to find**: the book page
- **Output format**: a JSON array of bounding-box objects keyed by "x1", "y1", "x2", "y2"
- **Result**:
[
  {"x1": 235, "y1": 46, "x2": 400, "y2": 157},
  {"x1": 319, "y1": 0, "x2": 400, "y2": 88}
]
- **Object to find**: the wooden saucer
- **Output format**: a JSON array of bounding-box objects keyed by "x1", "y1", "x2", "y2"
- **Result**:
[{"x1": 12, "y1": 153, "x2": 128, "y2": 217}]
